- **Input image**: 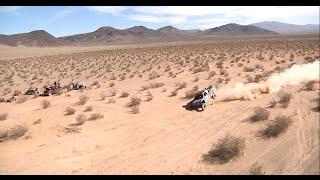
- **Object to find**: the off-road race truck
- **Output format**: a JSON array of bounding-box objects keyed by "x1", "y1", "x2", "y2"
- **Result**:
[{"x1": 186, "y1": 85, "x2": 216, "y2": 111}]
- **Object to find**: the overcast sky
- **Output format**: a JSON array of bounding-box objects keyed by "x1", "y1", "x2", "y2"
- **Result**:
[{"x1": 0, "y1": 6, "x2": 319, "y2": 37}]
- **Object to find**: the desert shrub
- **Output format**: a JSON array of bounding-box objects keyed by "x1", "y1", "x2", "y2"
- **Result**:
[
  {"x1": 0, "y1": 97, "x2": 5, "y2": 102},
  {"x1": 109, "y1": 82, "x2": 115, "y2": 87},
  {"x1": 277, "y1": 91, "x2": 292, "y2": 108},
  {"x1": 217, "y1": 78, "x2": 224, "y2": 84},
  {"x1": 120, "y1": 92, "x2": 130, "y2": 98},
  {"x1": 84, "y1": 106, "x2": 93, "y2": 112},
  {"x1": 7, "y1": 123, "x2": 28, "y2": 140},
  {"x1": 169, "y1": 90, "x2": 178, "y2": 97},
  {"x1": 185, "y1": 85, "x2": 199, "y2": 99},
  {"x1": 193, "y1": 77, "x2": 199, "y2": 82},
  {"x1": 268, "y1": 99, "x2": 277, "y2": 108},
  {"x1": 202, "y1": 134, "x2": 245, "y2": 164},
  {"x1": 145, "y1": 92, "x2": 153, "y2": 101},
  {"x1": 130, "y1": 106, "x2": 140, "y2": 114},
  {"x1": 176, "y1": 82, "x2": 187, "y2": 90},
  {"x1": 65, "y1": 107, "x2": 76, "y2": 115},
  {"x1": 108, "y1": 99, "x2": 116, "y2": 104},
  {"x1": 263, "y1": 115, "x2": 292, "y2": 138},
  {"x1": 126, "y1": 97, "x2": 141, "y2": 107},
  {"x1": 78, "y1": 95, "x2": 89, "y2": 105},
  {"x1": 250, "y1": 163, "x2": 266, "y2": 175},
  {"x1": 109, "y1": 89, "x2": 117, "y2": 97},
  {"x1": 41, "y1": 100, "x2": 51, "y2": 109},
  {"x1": 76, "y1": 114, "x2": 87, "y2": 125},
  {"x1": 162, "y1": 88, "x2": 167, "y2": 92},
  {"x1": 250, "y1": 107, "x2": 270, "y2": 122},
  {"x1": 149, "y1": 82, "x2": 165, "y2": 89},
  {"x1": 243, "y1": 66, "x2": 255, "y2": 72},
  {"x1": 0, "y1": 113, "x2": 8, "y2": 121},
  {"x1": 17, "y1": 96, "x2": 28, "y2": 103},
  {"x1": 89, "y1": 113, "x2": 104, "y2": 121},
  {"x1": 100, "y1": 93, "x2": 106, "y2": 100},
  {"x1": 92, "y1": 80, "x2": 99, "y2": 86}
]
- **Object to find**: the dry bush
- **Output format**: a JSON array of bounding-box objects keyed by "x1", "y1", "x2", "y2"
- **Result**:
[
  {"x1": 89, "y1": 113, "x2": 104, "y2": 121},
  {"x1": 250, "y1": 107, "x2": 270, "y2": 122},
  {"x1": 84, "y1": 106, "x2": 93, "y2": 112},
  {"x1": 100, "y1": 93, "x2": 106, "y2": 100},
  {"x1": 130, "y1": 106, "x2": 140, "y2": 114},
  {"x1": 263, "y1": 115, "x2": 292, "y2": 138},
  {"x1": 217, "y1": 78, "x2": 224, "y2": 84},
  {"x1": 162, "y1": 88, "x2": 167, "y2": 92},
  {"x1": 185, "y1": 85, "x2": 199, "y2": 99},
  {"x1": 120, "y1": 92, "x2": 130, "y2": 98},
  {"x1": 65, "y1": 107, "x2": 76, "y2": 115},
  {"x1": 268, "y1": 99, "x2": 277, "y2": 108},
  {"x1": 176, "y1": 82, "x2": 187, "y2": 90},
  {"x1": 41, "y1": 100, "x2": 51, "y2": 109},
  {"x1": 193, "y1": 77, "x2": 199, "y2": 82},
  {"x1": 17, "y1": 96, "x2": 28, "y2": 103},
  {"x1": 169, "y1": 90, "x2": 178, "y2": 97},
  {"x1": 145, "y1": 92, "x2": 153, "y2": 101},
  {"x1": 203, "y1": 134, "x2": 246, "y2": 164},
  {"x1": 127, "y1": 97, "x2": 141, "y2": 107},
  {"x1": 0, "y1": 97, "x2": 5, "y2": 103},
  {"x1": 0, "y1": 113, "x2": 8, "y2": 121},
  {"x1": 107, "y1": 99, "x2": 116, "y2": 104},
  {"x1": 76, "y1": 114, "x2": 87, "y2": 125},
  {"x1": 243, "y1": 66, "x2": 255, "y2": 72},
  {"x1": 78, "y1": 95, "x2": 89, "y2": 105},
  {"x1": 109, "y1": 89, "x2": 117, "y2": 97},
  {"x1": 149, "y1": 82, "x2": 165, "y2": 89},
  {"x1": 109, "y1": 82, "x2": 115, "y2": 87},
  {"x1": 277, "y1": 90, "x2": 292, "y2": 108},
  {"x1": 1, "y1": 123, "x2": 28, "y2": 141},
  {"x1": 250, "y1": 163, "x2": 266, "y2": 175}
]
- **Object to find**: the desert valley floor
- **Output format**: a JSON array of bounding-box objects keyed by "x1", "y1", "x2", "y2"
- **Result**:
[{"x1": 0, "y1": 36, "x2": 319, "y2": 174}]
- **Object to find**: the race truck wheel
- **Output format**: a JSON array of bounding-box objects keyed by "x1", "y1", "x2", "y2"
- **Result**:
[{"x1": 201, "y1": 103, "x2": 207, "y2": 110}]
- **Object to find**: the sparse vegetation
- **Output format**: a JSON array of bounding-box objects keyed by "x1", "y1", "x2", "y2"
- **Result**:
[
  {"x1": 277, "y1": 90, "x2": 292, "y2": 108},
  {"x1": 75, "y1": 114, "x2": 87, "y2": 125},
  {"x1": 78, "y1": 95, "x2": 89, "y2": 105},
  {"x1": 203, "y1": 135, "x2": 245, "y2": 164},
  {"x1": 0, "y1": 113, "x2": 8, "y2": 121},
  {"x1": 120, "y1": 92, "x2": 129, "y2": 98},
  {"x1": 250, "y1": 107, "x2": 270, "y2": 122},
  {"x1": 263, "y1": 115, "x2": 292, "y2": 138},
  {"x1": 84, "y1": 106, "x2": 93, "y2": 112},
  {"x1": 127, "y1": 97, "x2": 141, "y2": 107},
  {"x1": 184, "y1": 85, "x2": 199, "y2": 99},
  {"x1": 65, "y1": 107, "x2": 76, "y2": 115},
  {"x1": 89, "y1": 113, "x2": 104, "y2": 120},
  {"x1": 250, "y1": 163, "x2": 266, "y2": 175},
  {"x1": 41, "y1": 100, "x2": 51, "y2": 109}
]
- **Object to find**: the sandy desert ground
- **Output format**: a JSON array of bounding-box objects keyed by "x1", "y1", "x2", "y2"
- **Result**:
[{"x1": 0, "y1": 36, "x2": 319, "y2": 174}]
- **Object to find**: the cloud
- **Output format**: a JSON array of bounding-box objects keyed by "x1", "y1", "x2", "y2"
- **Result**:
[
  {"x1": 129, "y1": 14, "x2": 186, "y2": 24},
  {"x1": 88, "y1": 6, "x2": 128, "y2": 15},
  {"x1": 131, "y1": 6, "x2": 319, "y2": 27},
  {"x1": 0, "y1": 6, "x2": 23, "y2": 13}
]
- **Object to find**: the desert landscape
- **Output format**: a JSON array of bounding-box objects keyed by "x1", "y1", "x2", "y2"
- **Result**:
[
  {"x1": 0, "y1": 6, "x2": 319, "y2": 175},
  {"x1": 0, "y1": 34, "x2": 319, "y2": 174}
]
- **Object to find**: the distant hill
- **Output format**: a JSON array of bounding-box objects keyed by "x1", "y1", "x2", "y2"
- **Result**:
[
  {"x1": 251, "y1": 21, "x2": 319, "y2": 34},
  {"x1": 0, "y1": 30, "x2": 63, "y2": 47},
  {"x1": 58, "y1": 26, "x2": 167, "y2": 45},
  {"x1": 202, "y1": 23, "x2": 279, "y2": 36},
  {"x1": 3, "y1": 22, "x2": 316, "y2": 47},
  {"x1": 157, "y1": 26, "x2": 201, "y2": 36}
]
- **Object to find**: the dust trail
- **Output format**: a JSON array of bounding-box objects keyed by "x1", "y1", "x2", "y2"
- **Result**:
[{"x1": 218, "y1": 60, "x2": 320, "y2": 101}]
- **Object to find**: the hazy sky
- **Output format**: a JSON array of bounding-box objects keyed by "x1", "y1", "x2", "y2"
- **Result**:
[{"x1": 0, "y1": 6, "x2": 319, "y2": 37}]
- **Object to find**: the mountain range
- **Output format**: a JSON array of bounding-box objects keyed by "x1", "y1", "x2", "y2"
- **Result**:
[{"x1": 0, "y1": 21, "x2": 318, "y2": 47}]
